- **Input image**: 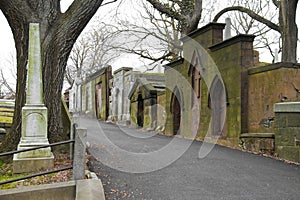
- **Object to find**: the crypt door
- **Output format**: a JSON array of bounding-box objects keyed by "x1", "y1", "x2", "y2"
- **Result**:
[
  {"x1": 137, "y1": 93, "x2": 144, "y2": 127},
  {"x1": 171, "y1": 88, "x2": 181, "y2": 135},
  {"x1": 210, "y1": 76, "x2": 226, "y2": 136}
]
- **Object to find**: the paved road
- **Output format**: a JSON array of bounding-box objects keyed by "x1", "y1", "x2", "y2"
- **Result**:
[{"x1": 77, "y1": 116, "x2": 300, "y2": 200}]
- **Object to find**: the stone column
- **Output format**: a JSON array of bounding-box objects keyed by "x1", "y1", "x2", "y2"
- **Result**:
[
  {"x1": 224, "y1": 18, "x2": 232, "y2": 40},
  {"x1": 13, "y1": 23, "x2": 54, "y2": 173}
]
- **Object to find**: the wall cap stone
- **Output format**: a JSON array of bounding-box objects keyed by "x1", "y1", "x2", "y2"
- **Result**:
[
  {"x1": 164, "y1": 58, "x2": 184, "y2": 69},
  {"x1": 209, "y1": 34, "x2": 255, "y2": 52},
  {"x1": 274, "y1": 102, "x2": 300, "y2": 113},
  {"x1": 180, "y1": 22, "x2": 225, "y2": 42},
  {"x1": 248, "y1": 62, "x2": 300, "y2": 75},
  {"x1": 113, "y1": 67, "x2": 133, "y2": 75}
]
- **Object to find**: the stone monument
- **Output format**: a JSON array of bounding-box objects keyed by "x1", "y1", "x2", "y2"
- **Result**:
[{"x1": 13, "y1": 23, "x2": 54, "y2": 173}]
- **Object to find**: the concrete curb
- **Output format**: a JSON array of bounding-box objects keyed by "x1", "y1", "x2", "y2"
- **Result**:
[
  {"x1": 0, "y1": 177, "x2": 105, "y2": 200},
  {"x1": 76, "y1": 178, "x2": 105, "y2": 200}
]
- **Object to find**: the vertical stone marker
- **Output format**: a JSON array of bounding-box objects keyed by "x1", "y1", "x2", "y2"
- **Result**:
[{"x1": 13, "y1": 23, "x2": 54, "y2": 173}]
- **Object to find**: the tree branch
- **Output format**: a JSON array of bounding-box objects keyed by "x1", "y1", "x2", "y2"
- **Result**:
[
  {"x1": 102, "y1": 0, "x2": 118, "y2": 6},
  {"x1": 272, "y1": 0, "x2": 280, "y2": 8},
  {"x1": 145, "y1": 0, "x2": 185, "y2": 22},
  {"x1": 213, "y1": 6, "x2": 281, "y2": 33}
]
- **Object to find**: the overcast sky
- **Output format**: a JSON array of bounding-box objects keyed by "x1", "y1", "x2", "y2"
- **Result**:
[{"x1": 0, "y1": 0, "x2": 300, "y2": 89}]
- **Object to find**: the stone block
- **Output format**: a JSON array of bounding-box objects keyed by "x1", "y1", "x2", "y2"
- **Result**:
[
  {"x1": 276, "y1": 146, "x2": 300, "y2": 163},
  {"x1": 240, "y1": 134, "x2": 275, "y2": 154},
  {"x1": 286, "y1": 114, "x2": 300, "y2": 127},
  {"x1": 13, "y1": 154, "x2": 54, "y2": 173}
]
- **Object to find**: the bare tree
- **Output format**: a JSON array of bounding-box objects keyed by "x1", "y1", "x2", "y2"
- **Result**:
[
  {"x1": 66, "y1": 23, "x2": 120, "y2": 85},
  {"x1": 109, "y1": 0, "x2": 182, "y2": 64},
  {"x1": 213, "y1": 0, "x2": 299, "y2": 63},
  {"x1": 145, "y1": 0, "x2": 203, "y2": 34},
  {"x1": 0, "y1": 0, "x2": 118, "y2": 152},
  {"x1": 0, "y1": 53, "x2": 16, "y2": 98},
  {"x1": 222, "y1": 0, "x2": 280, "y2": 62},
  {"x1": 0, "y1": 70, "x2": 15, "y2": 96},
  {"x1": 104, "y1": 0, "x2": 213, "y2": 65}
]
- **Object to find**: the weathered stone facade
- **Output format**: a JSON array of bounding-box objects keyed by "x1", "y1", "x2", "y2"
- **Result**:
[
  {"x1": 69, "y1": 78, "x2": 82, "y2": 113},
  {"x1": 164, "y1": 23, "x2": 254, "y2": 147},
  {"x1": 128, "y1": 73, "x2": 165, "y2": 131},
  {"x1": 109, "y1": 67, "x2": 141, "y2": 125},
  {"x1": 70, "y1": 66, "x2": 112, "y2": 120},
  {"x1": 164, "y1": 22, "x2": 300, "y2": 155},
  {"x1": 68, "y1": 22, "x2": 300, "y2": 163},
  {"x1": 247, "y1": 63, "x2": 300, "y2": 133}
]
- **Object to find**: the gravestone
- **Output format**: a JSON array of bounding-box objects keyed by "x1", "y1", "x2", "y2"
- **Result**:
[{"x1": 13, "y1": 23, "x2": 54, "y2": 173}]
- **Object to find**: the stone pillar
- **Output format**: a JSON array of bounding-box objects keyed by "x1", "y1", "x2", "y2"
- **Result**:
[
  {"x1": 13, "y1": 23, "x2": 54, "y2": 173},
  {"x1": 224, "y1": 18, "x2": 232, "y2": 40},
  {"x1": 274, "y1": 102, "x2": 300, "y2": 162}
]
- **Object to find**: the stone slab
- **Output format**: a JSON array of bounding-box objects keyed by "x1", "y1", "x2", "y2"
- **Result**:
[
  {"x1": 76, "y1": 179, "x2": 105, "y2": 200},
  {"x1": 274, "y1": 102, "x2": 300, "y2": 113},
  {"x1": 13, "y1": 153, "x2": 54, "y2": 173},
  {"x1": 0, "y1": 181, "x2": 75, "y2": 200}
]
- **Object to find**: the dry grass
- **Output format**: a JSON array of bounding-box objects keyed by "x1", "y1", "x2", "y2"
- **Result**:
[{"x1": 0, "y1": 153, "x2": 72, "y2": 190}]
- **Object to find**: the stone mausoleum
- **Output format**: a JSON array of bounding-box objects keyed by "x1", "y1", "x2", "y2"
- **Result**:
[
  {"x1": 108, "y1": 67, "x2": 141, "y2": 125},
  {"x1": 128, "y1": 73, "x2": 165, "y2": 131},
  {"x1": 69, "y1": 66, "x2": 112, "y2": 120},
  {"x1": 163, "y1": 22, "x2": 300, "y2": 161}
]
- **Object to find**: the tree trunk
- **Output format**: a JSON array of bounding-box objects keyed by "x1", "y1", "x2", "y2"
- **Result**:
[
  {"x1": 280, "y1": 0, "x2": 298, "y2": 62},
  {"x1": 0, "y1": 0, "x2": 105, "y2": 152},
  {"x1": 0, "y1": 4, "x2": 29, "y2": 153}
]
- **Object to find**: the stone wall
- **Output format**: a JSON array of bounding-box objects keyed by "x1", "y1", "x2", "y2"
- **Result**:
[
  {"x1": 247, "y1": 63, "x2": 300, "y2": 133},
  {"x1": 156, "y1": 92, "x2": 166, "y2": 131},
  {"x1": 80, "y1": 66, "x2": 112, "y2": 120},
  {"x1": 207, "y1": 35, "x2": 255, "y2": 146},
  {"x1": 109, "y1": 67, "x2": 139, "y2": 125},
  {"x1": 164, "y1": 23, "x2": 256, "y2": 147}
]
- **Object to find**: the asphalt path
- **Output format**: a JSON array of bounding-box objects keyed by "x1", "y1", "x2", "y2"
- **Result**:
[{"x1": 77, "y1": 116, "x2": 300, "y2": 200}]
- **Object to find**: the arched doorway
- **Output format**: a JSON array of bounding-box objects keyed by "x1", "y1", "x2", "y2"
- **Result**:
[
  {"x1": 171, "y1": 87, "x2": 181, "y2": 135},
  {"x1": 210, "y1": 76, "x2": 226, "y2": 136},
  {"x1": 137, "y1": 93, "x2": 144, "y2": 127}
]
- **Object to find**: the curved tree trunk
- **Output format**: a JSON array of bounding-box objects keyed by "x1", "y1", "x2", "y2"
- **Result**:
[
  {"x1": 280, "y1": 0, "x2": 298, "y2": 63},
  {"x1": 212, "y1": 0, "x2": 299, "y2": 63},
  {"x1": 0, "y1": 0, "x2": 105, "y2": 152}
]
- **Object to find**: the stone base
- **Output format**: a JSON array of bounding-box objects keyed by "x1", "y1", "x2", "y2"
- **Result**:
[
  {"x1": 13, "y1": 153, "x2": 54, "y2": 173},
  {"x1": 240, "y1": 133, "x2": 275, "y2": 155},
  {"x1": 276, "y1": 146, "x2": 300, "y2": 163}
]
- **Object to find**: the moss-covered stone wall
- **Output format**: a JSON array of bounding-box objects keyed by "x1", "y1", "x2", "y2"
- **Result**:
[
  {"x1": 130, "y1": 101, "x2": 138, "y2": 128},
  {"x1": 165, "y1": 58, "x2": 193, "y2": 138},
  {"x1": 248, "y1": 63, "x2": 300, "y2": 133},
  {"x1": 165, "y1": 23, "x2": 256, "y2": 147},
  {"x1": 207, "y1": 35, "x2": 255, "y2": 146},
  {"x1": 80, "y1": 67, "x2": 112, "y2": 120},
  {"x1": 157, "y1": 92, "x2": 166, "y2": 130}
]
